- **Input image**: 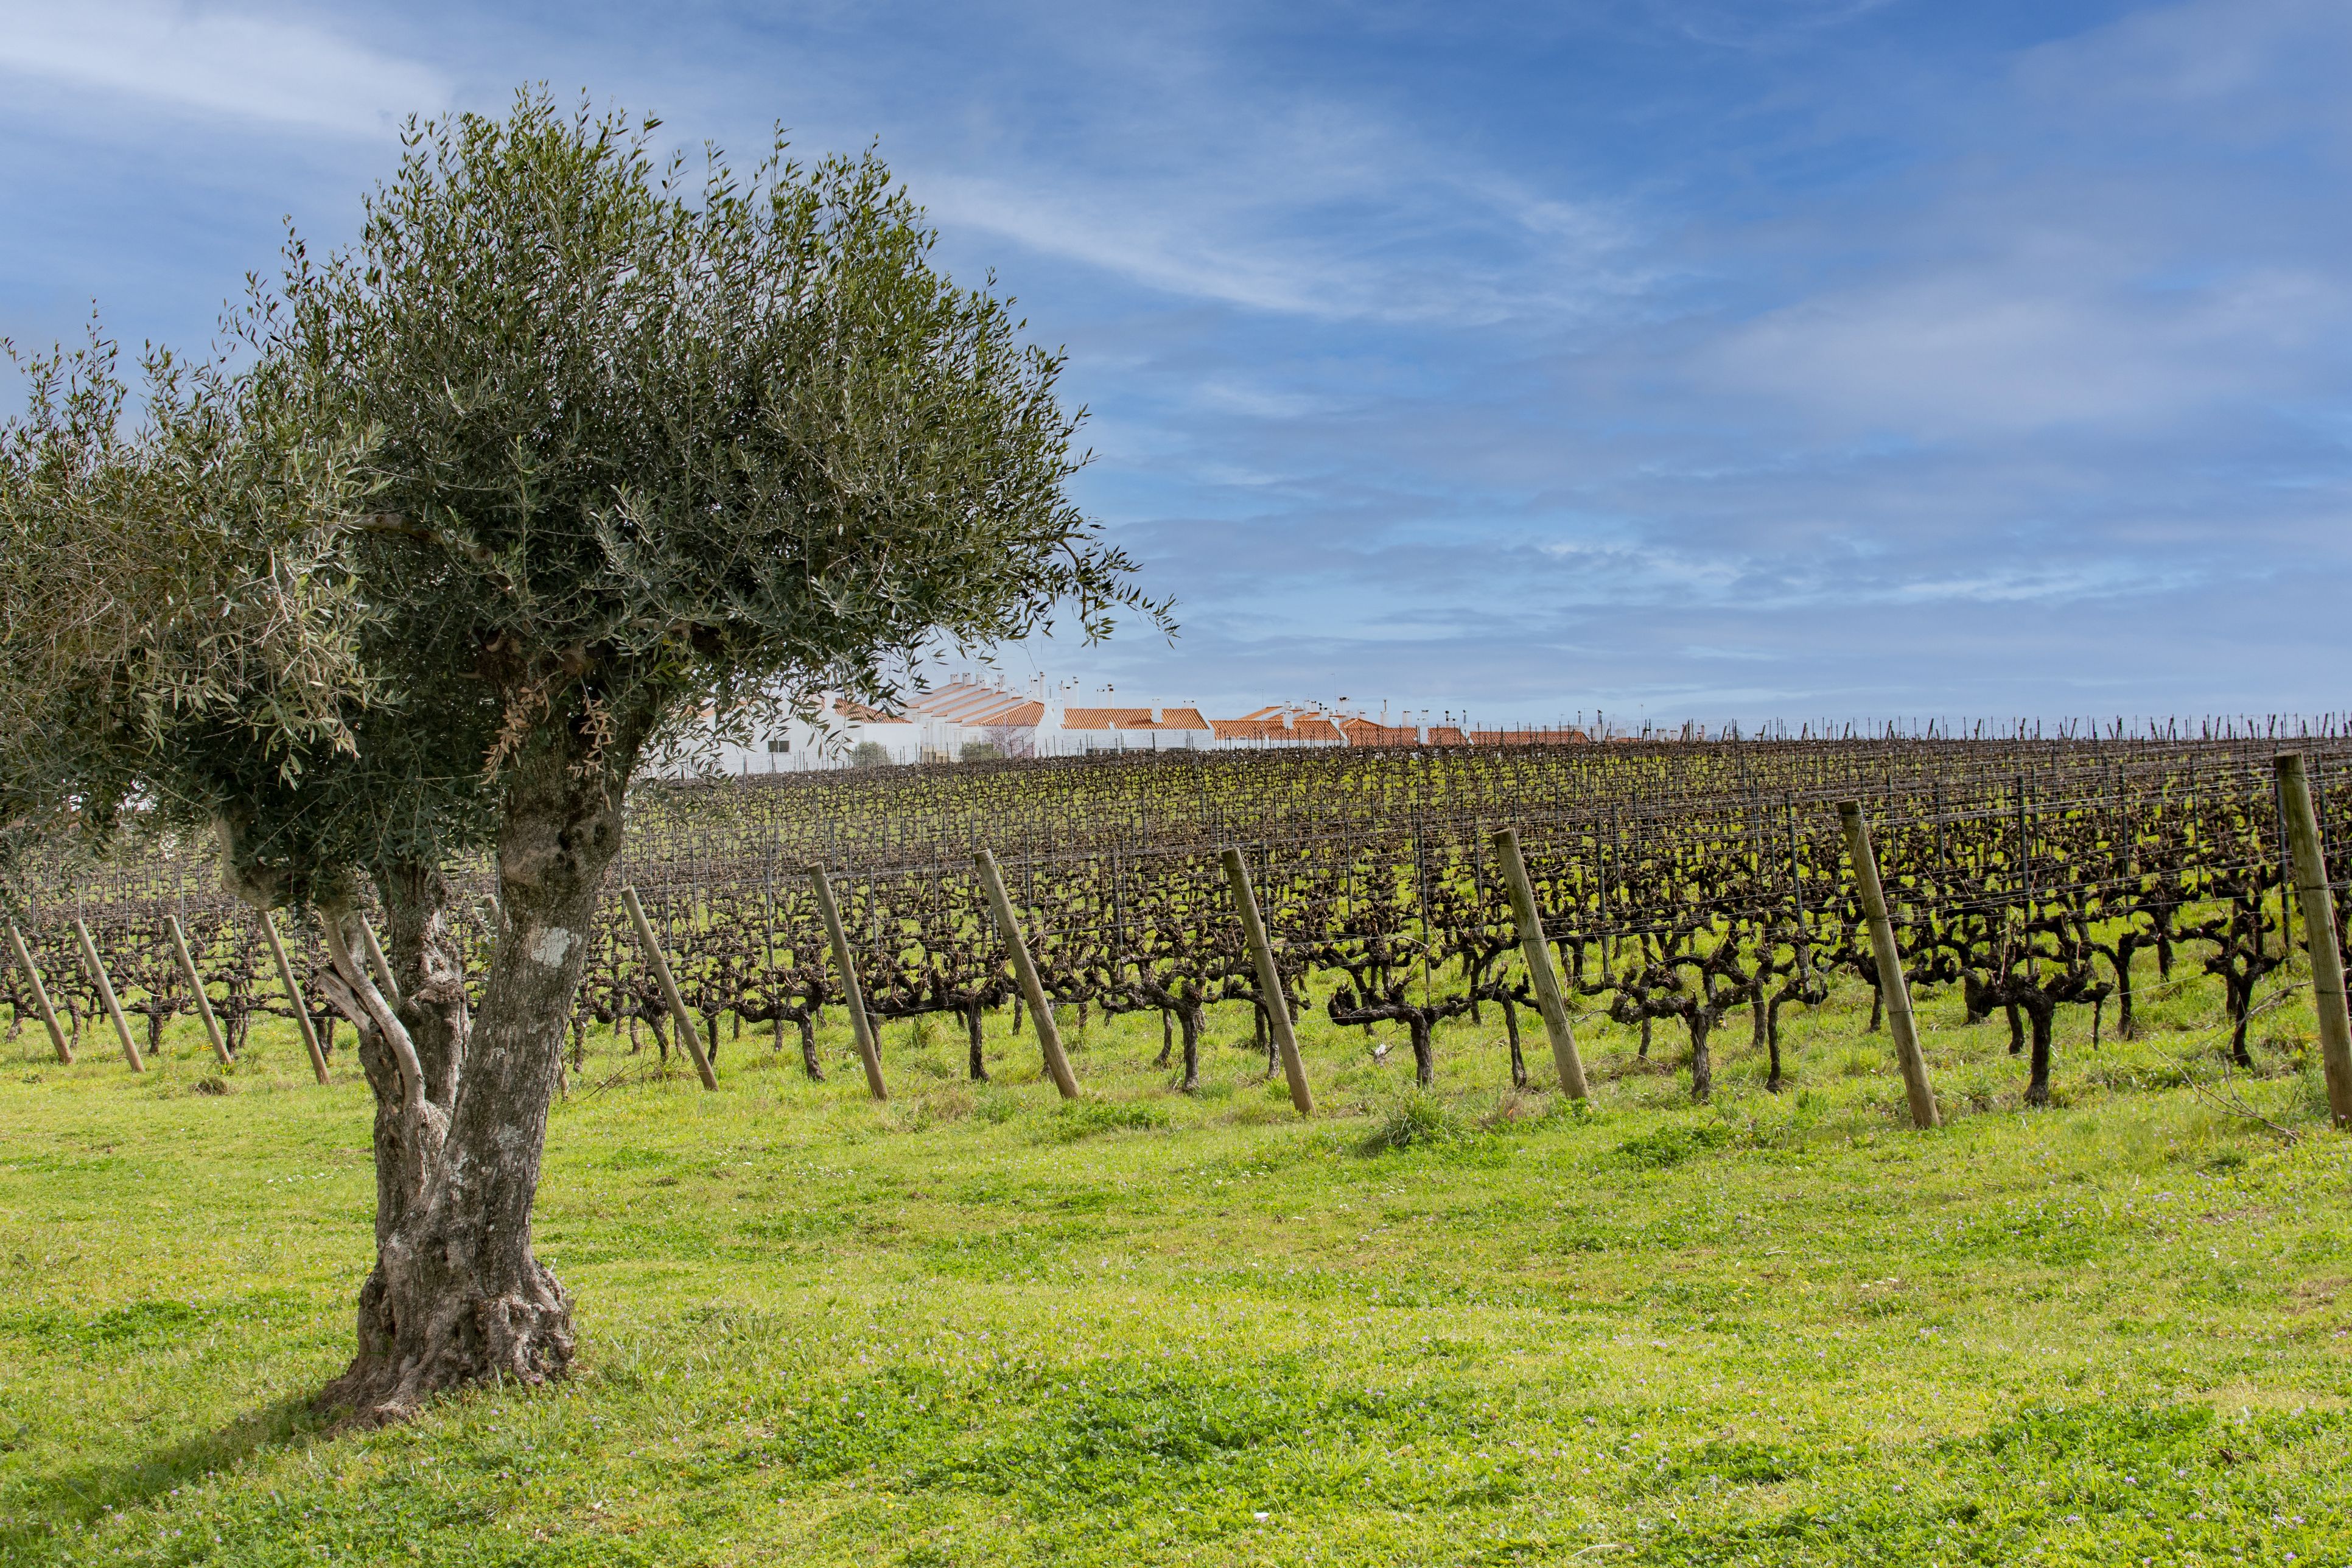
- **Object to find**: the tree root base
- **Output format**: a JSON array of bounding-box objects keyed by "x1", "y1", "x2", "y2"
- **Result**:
[{"x1": 315, "y1": 1263, "x2": 575, "y2": 1429}]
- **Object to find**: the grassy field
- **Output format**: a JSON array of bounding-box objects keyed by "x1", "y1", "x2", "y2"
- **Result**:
[{"x1": 1, "y1": 966, "x2": 2348, "y2": 1566}]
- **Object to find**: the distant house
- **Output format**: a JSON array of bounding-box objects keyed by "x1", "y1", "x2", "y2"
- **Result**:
[
  {"x1": 1060, "y1": 704, "x2": 1211, "y2": 751},
  {"x1": 883, "y1": 681, "x2": 1047, "y2": 760},
  {"x1": 1337, "y1": 716, "x2": 1423, "y2": 747},
  {"x1": 742, "y1": 680, "x2": 1230, "y2": 763},
  {"x1": 660, "y1": 674, "x2": 1613, "y2": 774},
  {"x1": 654, "y1": 695, "x2": 925, "y2": 776},
  {"x1": 1211, "y1": 707, "x2": 1346, "y2": 747},
  {"x1": 1284, "y1": 715, "x2": 1346, "y2": 745},
  {"x1": 904, "y1": 682, "x2": 1046, "y2": 733},
  {"x1": 1059, "y1": 705, "x2": 1151, "y2": 731}
]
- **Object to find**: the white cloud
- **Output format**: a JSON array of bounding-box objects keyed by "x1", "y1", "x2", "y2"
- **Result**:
[
  {"x1": 1701, "y1": 260, "x2": 2346, "y2": 437},
  {"x1": 0, "y1": 0, "x2": 449, "y2": 136}
]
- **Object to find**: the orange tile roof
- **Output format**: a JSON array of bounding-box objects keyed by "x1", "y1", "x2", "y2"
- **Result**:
[
  {"x1": 903, "y1": 680, "x2": 1046, "y2": 726},
  {"x1": 1339, "y1": 717, "x2": 1421, "y2": 746},
  {"x1": 833, "y1": 698, "x2": 909, "y2": 724},
  {"x1": 1061, "y1": 706, "x2": 1206, "y2": 731},
  {"x1": 1425, "y1": 726, "x2": 1468, "y2": 746},
  {"x1": 982, "y1": 700, "x2": 1045, "y2": 727},
  {"x1": 1060, "y1": 706, "x2": 1157, "y2": 730},
  {"x1": 1213, "y1": 712, "x2": 1357, "y2": 740}
]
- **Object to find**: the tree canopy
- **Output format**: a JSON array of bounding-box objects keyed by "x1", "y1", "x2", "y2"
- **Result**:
[
  {"x1": 0, "y1": 334, "x2": 369, "y2": 895},
  {"x1": 270, "y1": 90, "x2": 1155, "y2": 805}
]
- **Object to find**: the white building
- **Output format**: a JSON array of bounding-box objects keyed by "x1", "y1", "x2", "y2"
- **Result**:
[
  {"x1": 677, "y1": 677, "x2": 1059, "y2": 775},
  {"x1": 664, "y1": 679, "x2": 1601, "y2": 777}
]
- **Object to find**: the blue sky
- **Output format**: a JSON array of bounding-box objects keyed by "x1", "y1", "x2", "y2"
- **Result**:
[{"x1": 4, "y1": 1, "x2": 2347, "y2": 730}]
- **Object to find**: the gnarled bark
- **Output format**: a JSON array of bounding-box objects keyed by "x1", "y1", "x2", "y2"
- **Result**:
[{"x1": 316, "y1": 728, "x2": 633, "y2": 1426}]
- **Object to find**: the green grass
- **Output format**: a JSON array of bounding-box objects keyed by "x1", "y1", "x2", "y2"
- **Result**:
[{"x1": 2, "y1": 968, "x2": 2349, "y2": 1566}]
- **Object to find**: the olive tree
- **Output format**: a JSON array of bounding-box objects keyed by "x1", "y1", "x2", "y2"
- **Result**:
[
  {"x1": 0, "y1": 334, "x2": 369, "y2": 885},
  {"x1": 10, "y1": 90, "x2": 1159, "y2": 1424}
]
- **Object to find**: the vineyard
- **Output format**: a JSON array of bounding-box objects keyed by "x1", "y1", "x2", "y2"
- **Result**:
[
  {"x1": 10, "y1": 728, "x2": 2352, "y2": 1566},
  {"x1": 11, "y1": 728, "x2": 2352, "y2": 1124}
]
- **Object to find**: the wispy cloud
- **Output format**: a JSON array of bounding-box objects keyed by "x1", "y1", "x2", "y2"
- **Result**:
[
  {"x1": 1644, "y1": 0, "x2": 1899, "y2": 52},
  {"x1": 2012, "y1": 0, "x2": 2352, "y2": 122},
  {"x1": 0, "y1": 1, "x2": 450, "y2": 135},
  {"x1": 908, "y1": 45, "x2": 1642, "y2": 329},
  {"x1": 922, "y1": 164, "x2": 1639, "y2": 326}
]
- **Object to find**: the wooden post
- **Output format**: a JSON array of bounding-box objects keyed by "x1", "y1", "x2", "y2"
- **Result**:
[
  {"x1": 973, "y1": 849, "x2": 1080, "y2": 1099},
  {"x1": 259, "y1": 909, "x2": 331, "y2": 1085},
  {"x1": 5, "y1": 921, "x2": 71, "y2": 1063},
  {"x1": 72, "y1": 916, "x2": 143, "y2": 1072},
  {"x1": 620, "y1": 886, "x2": 718, "y2": 1091},
  {"x1": 807, "y1": 866, "x2": 886, "y2": 1101},
  {"x1": 166, "y1": 914, "x2": 231, "y2": 1066},
  {"x1": 1488, "y1": 827, "x2": 1590, "y2": 1099},
  {"x1": 1221, "y1": 847, "x2": 1314, "y2": 1115},
  {"x1": 2275, "y1": 753, "x2": 2352, "y2": 1127},
  {"x1": 1838, "y1": 802, "x2": 1937, "y2": 1129},
  {"x1": 359, "y1": 919, "x2": 401, "y2": 1009}
]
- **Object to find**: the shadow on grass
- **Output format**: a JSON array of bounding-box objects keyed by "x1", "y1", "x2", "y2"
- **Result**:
[{"x1": 13, "y1": 1387, "x2": 337, "y2": 1534}]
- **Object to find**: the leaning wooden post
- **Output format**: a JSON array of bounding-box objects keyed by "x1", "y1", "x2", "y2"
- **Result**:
[
  {"x1": 1488, "y1": 827, "x2": 1590, "y2": 1099},
  {"x1": 807, "y1": 866, "x2": 886, "y2": 1101},
  {"x1": 166, "y1": 914, "x2": 231, "y2": 1066},
  {"x1": 1221, "y1": 847, "x2": 1314, "y2": 1115},
  {"x1": 259, "y1": 909, "x2": 330, "y2": 1084},
  {"x1": 973, "y1": 849, "x2": 1081, "y2": 1099},
  {"x1": 5, "y1": 921, "x2": 72, "y2": 1063},
  {"x1": 1837, "y1": 802, "x2": 1937, "y2": 1129},
  {"x1": 620, "y1": 886, "x2": 719, "y2": 1091},
  {"x1": 71, "y1": 916, "x2": 143, "y2": 1073},
  {"x1": 2275, "y1": 753, "x2": 2352, "y2": 1127}
]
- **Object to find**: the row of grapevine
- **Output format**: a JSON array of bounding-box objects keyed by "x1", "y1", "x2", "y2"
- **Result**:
[{"x1": 7, "y1": 736, "x2": 2350, "y2": 1113}]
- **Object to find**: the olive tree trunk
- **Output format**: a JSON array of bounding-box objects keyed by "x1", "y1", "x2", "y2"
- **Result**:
[{"x1": 317, "y1": 732, "x2": 631, "y2": 1425}]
